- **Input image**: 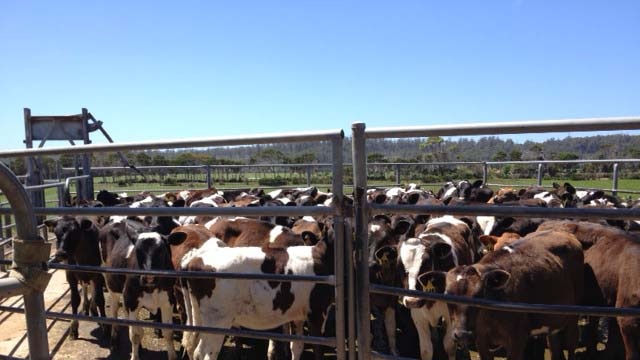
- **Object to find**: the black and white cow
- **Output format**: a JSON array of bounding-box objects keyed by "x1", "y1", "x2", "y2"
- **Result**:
[
  {"x1": 176, "y1": 231, "x2": 335, "y2": 360},
  {"x1": 98, "y1": 218, "x2": 178, "y2": 360},
  {"x1": 398, "y1": 215, "x2": 480, "y2": 360},
  {"x1": 45, "y1": 215, "x2": 106, "y2": 340}
]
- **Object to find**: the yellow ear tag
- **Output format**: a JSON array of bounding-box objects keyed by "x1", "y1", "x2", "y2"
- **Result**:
[
  {"x1": 379, "y1": 253, "x2": 389, "y2": 265},
  {"x1": 423, "y1": 281, "x2": 436, "y2": 293}
]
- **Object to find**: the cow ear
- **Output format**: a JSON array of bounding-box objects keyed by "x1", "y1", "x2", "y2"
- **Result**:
[
  {"x1": 393, "y1": 220, "x2": 412, "y2": 236},
  {"x1": 80, "y1": 219, "x2": 94, "y2": 231},
  {"x1": 432, "y1": 242, "x2": 452, "y2": 260},
  {"x1": 374, "y1": 194, "x2": 387, "y2": 204},
  {"x1": 374, "y1": 246, "x2": 398, "y2": 265},
  {"x1": 479, "y1": 235, "x2": 498, "y2": 251},
  {"x1": 167, "y1": 231, "x2": 187, "y2": 246},
  {"x1": 472, "y1": 180, "x2": 484, "y2": 188},
  {"x1": 417, "y1": 271, "x2": 446, "y2": 294},
  {"x1": 563, "y1": 182, "x2": 576, "y2": 195},
  {"x1": 483, "y1": 269, "x2": 510, "y2": 290},
  {"x1": 301, "y1": 231, "x2": 319, "y2": 246},
  {"x1": 172, "y1": 199, "x2": 186, "y2": 208},
  {"x1": 406, "y1": 192, "x2": 420, "y2": 205},
  {"x1": 552, "y1": 182, "x2": 561, "y2": 190},
  {"x1": 518, "y1": 188, "x2": 527, "y2": 197},
  {"x1": 44, "y1": 219, "x2": 58, "y2": 232}
]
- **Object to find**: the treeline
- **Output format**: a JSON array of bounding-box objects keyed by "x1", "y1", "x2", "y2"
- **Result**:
[{"x1": 5, "y1": 133, "x2": 640, "y2": 182}]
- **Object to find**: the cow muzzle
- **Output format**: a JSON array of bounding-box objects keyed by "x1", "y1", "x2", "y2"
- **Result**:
[
  {"x1": 140, "y1": 275, "x2": 156, "y2": 288},
  {"x1": 453, "y1": 328, "x2": 473, "y2": 347},
  {"x1": 50, "y1": 250, "x2": 67, "y2": 263},
  {"x1": 402, "y1": 296, "x2": 426, "y2": 309}
]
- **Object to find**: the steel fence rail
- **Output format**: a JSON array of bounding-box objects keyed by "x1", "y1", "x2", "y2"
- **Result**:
[
  {"x1": 14, "y1": 261, "x2": 335, "y2": 284},
  {"x1": 370, "y1": 203, "x2": 640, "y2": 220},
  {"x1": 0, "y1": 205, "x2": 337, "y2": 217},
  {"x1": 0, "y1": 129, "x2": 344, "y2": 157},
  {"x1": 363, "y1": 116, "x2": 640, "y2": 139},
  {"x1": 0, "y1": 305, "x2": 337, "y2": 347},
  {"x1": 371, "y1": 284, "x2": 640, "y2": 318}
]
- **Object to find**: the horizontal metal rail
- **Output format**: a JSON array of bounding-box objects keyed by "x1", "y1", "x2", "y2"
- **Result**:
[
  {"x1": 0, "y1": 278, "x2": 28, "y2": 299},
  {"x1": 36, "y1": 262, "x2": 335, "y2": 284},
  {"x1": 364, "y1": 117, "x2": 640, "y2": 139},
  {"x1": 371, "y1": 284, "x2": 640, "y2": 318},
  {"x1": 0, "y1": 129, "x2": 344, "y2": 157},
  {"x1": 0, "y1": 306, "x2": 336, "y2": 347},
  {"x1": 0, "y1": 205, "x2": 337, "y2": 217},
  {"x1": 70, "y1": 164, "x2": 336, "y2": 171},
  {"x1": 370, "y1": 204, "x2": 640, "y2": 220}
]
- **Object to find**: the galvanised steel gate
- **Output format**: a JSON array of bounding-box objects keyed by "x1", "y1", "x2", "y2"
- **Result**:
[{"x1": 1, "y1": 117, "x2": 640, "y2": 359}]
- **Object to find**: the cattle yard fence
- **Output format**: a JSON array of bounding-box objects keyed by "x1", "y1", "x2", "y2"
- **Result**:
[
  {"x1": 0, "y1": 129, "x2": 350, "y2": 360},
  {"x1": 351, "y1": 118, "x2": 640, "y2": 360},
  {"x1": 0, "y1": 117, "x2": 639, "y2": 359}
]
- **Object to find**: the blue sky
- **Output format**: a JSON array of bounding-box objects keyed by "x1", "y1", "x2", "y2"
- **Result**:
[{"x1": 1, "y1": 1, "x2": 639, "y2": 150}]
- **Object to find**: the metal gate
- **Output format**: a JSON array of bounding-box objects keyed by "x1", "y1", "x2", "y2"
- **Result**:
[{"x1": 1, "y1": 117, "x2": 640, "y2": 359}]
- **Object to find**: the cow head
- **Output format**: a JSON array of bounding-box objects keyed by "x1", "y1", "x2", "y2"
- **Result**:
[
  {"x1": 368, "y1": 215, "x2": 411, "y2": 272},
  {"x1": 135, "y1": 231, "x2": 174, "y2": 290},
  {"x1": 441, "y1": 265, "x2": 511, "y2": 347},
  {"x1": 45, "y1": 216, "x2": 100, "y2": 263}
]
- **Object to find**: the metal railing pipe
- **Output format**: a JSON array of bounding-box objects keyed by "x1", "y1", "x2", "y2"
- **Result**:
[
  {"x1": 0, "y1": 129, "x2": 344, "y2": 157},
  {"x1": 537, "y1": 163, "x2": 544, "y2": 186},
  {"x1": 0, "y1": 204, "x2": 337, "y2": 218},
  {"x1": 371, "y1": 284, "x2": 640, "y2": 318},
  {"x1": 0, "y1": 278, "x2": 27, "y2": 298},
  {"x1": 331, "y1": 136, "x2": 347, "y2": 360},
  {"x1": 370, "y1": 204, "x2": 640, "y2": 220},
  {"x1": 0, "y1": 162, "x2": 50, "y2": 359},
  {"x1": 0, "y1": 306, "x2": 336, "y2": 347},
  {"x1": 364, "y1": 117, "x2": 640, "y2": 139},
  {"x1": 613, "y1": 163, "x2": 620, "y2": 197},
  {"x1": 351, "y1": 122, "x2": 371, "y2": 360}
]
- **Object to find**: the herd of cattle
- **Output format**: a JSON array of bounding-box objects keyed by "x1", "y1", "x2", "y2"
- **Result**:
[{"x1": 41, "y1": 179, "x2": 640, "y2": 360}]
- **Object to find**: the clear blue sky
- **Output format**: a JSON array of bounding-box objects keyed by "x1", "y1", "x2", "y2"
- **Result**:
[{"x1": 1, "y1": 0, "x2": 639, "y2": 150}]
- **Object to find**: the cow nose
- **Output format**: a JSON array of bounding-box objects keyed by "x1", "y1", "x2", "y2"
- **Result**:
[
  {"x1": 141, "y1": 275, "x2": 155, "y2": 285},
  {"x1": 453, "y1": 328, "x2": 473, "y2": 345},
  {"x1": 52, "y1": 250, "x2": 67, "y2": 262}
]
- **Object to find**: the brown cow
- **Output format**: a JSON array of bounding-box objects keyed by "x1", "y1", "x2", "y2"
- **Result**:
[
  {"x1": 421, "y1": 229, "x2": 584, "y2": 360},
  {"x1": 538, "y1": 220, "x2": 640, "y2": 360}
]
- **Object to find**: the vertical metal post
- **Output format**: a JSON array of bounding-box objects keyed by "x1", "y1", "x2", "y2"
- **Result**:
[
  {"x1": 306, "y1": 165, "x2": 312, "y2": 187},
  {"x1": 537, "y1": 163, "x2": 544, "y2": 186},
  {"x1": 0, "y1": 162, "x2": 50, "y2": 359},
  {"x1": 81, "y1": 108, "x2": 94, "y2": 201},
  {"x1": 206, "y1": 165, "x2": 212, "y2": 189},
  {"x1": 351, "y1": 122, "x2": 370, "y2": 360},
  {"x1": 345, "y1": 220, "x2": 356, "y2": 360},
  {"x1": 0, "y1": 215, "x2": 4, "y2": 272},
  {"x1": 56, "y1": 161, "x2": 65, "y2": 207},
  {"x1": 482, "y1": 162, "x2": 488, "y2": 185},
  {"x1": 331, "y1": 135, "x2": 346, "y2": 360},
  {"x1": 612, "y1": 163, "x2": 619, "y2": 197},
  {"x1": 23, "y1": 108, "x2": 45, "y2": 221},
  {"x1": 395, "y1": 164, "x2": 400, "y2": 185},
  {"x1": 3, "y1": 214, "x2": 12, "y2": 239}
]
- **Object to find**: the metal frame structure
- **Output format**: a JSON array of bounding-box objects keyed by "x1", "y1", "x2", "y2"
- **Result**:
[
  {"x1": 351, "y1": 117, "x2": 640, "y2": 360},
  {"x1": 0, "y1": 128, "x2": 348, "y2": 360},
  {"x1": 0, "y1": 116, "x2": 640, "y2": 359}
]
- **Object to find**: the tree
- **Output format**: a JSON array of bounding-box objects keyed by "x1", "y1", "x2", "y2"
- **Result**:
[
  {"x1": 492, "y1": 151, "x2": 507, "y2": 162},
  {"x1": 509, "y1": 149, "x2": 522, "y2": 161},
  {"x1": 135, "y1": 152, "x2": 152, "y2": 166},
  {"x1": 367, "y1": 153, "x2": 387, "y2": 163}
]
